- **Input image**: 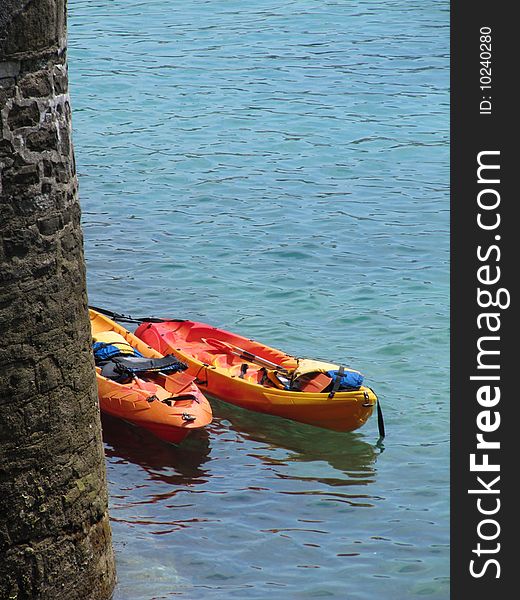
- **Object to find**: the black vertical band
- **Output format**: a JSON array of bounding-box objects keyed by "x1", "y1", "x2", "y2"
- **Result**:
[{"x1": 451, "y1": 3, "x2": 513, "y2": 597}]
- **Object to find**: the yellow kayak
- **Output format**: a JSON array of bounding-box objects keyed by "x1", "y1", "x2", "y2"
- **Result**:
[{"x1": 90, "y1": 309, "x2": 212, "y2": 444}]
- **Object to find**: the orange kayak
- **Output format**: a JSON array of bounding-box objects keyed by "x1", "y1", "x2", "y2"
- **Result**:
[
  {"x1": 90, "y1": 309, "x2": 212, "y2": 444},
  {"x1": 134, "y1": 319, "x2": 378, "y2": 433}
]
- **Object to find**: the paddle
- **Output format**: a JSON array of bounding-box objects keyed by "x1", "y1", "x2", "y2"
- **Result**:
[
  {"x1": 89, "y1": 305, "x2": 185, "y2": 324},
  {"x1": 202, "y1": 337, "x2": 289, "y2": 372}
]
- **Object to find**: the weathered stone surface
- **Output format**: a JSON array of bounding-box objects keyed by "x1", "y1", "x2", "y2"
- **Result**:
[
  {"x1": 26, "y1": 124, "x2": 59, "y2": 151},
  {"x1": 3, "y1": 226, "x2": 40, "y2": 258},
  {"x1": 2, "y1": 162, "x2": 40, "y2": 186},
  {"x1": 0, "y1": 60, "x2": 20, "y2": 78},
  {"x1": 37, "y1": 213, "x2": 62, "y2": 236},
  {"x1": 0, "y1": 0, "x2": 65, "y2": 58},
  {"x1": 42, "y1": 158, "x2": 70, "y2": 182},
  {"x1": 0, "y1": 138, "x2": 14, "y2": 158},
  {"x1": 7, "y1": 101, "x2": 40, "y2": 128},
  {"x1": 19, "y1": 70, "x2": 53, "y2": 97},
  {"x1": 1, "y1": 2, "x2": 116, "y2": 599},
  {"x1": 53, "y1": 63, "x2": 68, "y2": 94}
]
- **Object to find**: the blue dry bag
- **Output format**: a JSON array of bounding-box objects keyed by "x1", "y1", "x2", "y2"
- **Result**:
[{"x1": 326, "y1": 369, "x2": 364, "y2": 390}]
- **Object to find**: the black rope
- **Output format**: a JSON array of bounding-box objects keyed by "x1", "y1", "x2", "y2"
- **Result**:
[
  {"x1": 89, "y1": 305, "x2": 185, "y2": 324},
  {"x1": 376, "y1": 397, "x2": 386, "y2": 440}
]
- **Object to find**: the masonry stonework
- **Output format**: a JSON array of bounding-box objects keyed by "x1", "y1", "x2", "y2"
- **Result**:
[{"x1": 1, "y1": 2, "x2": 116, "y2": 598}]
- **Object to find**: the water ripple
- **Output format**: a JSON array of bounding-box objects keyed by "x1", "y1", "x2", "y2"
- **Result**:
[{"x1": 70, "y1": 0, "x2": 449, "y2": 598}]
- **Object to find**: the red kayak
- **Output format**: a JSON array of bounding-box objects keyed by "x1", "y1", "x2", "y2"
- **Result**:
[{"x1": 135, "y1": 318, "x2": 379, "y2": 433}]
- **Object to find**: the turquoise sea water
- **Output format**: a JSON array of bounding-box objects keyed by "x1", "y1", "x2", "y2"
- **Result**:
[{"x1": 68, "y1": 1, "x2": 449, "y2": 598}]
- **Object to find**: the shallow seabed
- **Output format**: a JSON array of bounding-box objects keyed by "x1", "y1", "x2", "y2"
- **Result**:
[{"x1": 69, "y1": 0, "x2": 449, "y2": 598}]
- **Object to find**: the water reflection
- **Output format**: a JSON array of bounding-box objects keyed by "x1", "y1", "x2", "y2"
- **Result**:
[
  {"x1": 103, "y1": 399, "x2": 380, "y2": 499},
  {"x1": 208, "y1": 398, "x2": 380, "y2": 488},
  {"x1": 103, "y1": 398, "x2": 388, "y2": 598},
  {"x1": 102, "y1": 413, "x2": 212, "y2": 486}
]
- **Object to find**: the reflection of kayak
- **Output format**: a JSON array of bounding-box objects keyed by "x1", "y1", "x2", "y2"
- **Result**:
[
  {"x1": 101, "y1": 412, "x2": 211, "y2": 484},
  {"x1": 134, "y1": 319, "x2": 378, "y2": 433},
  {"x1": 90, "y1": 309, "x2": 212, "y2": 445},
  {"x1": 210, "y1": 396, "x2": 379, "y2": 479}
]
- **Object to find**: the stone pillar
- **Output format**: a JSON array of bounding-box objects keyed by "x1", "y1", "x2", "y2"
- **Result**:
[{"x1": 0, "y1": 1, "x2": 116, "y2": 598}]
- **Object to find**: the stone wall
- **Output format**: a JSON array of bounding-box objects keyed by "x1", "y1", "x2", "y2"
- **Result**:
[{"x1": 0, "y1": 2, "x2": 116, "y2": 598}]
